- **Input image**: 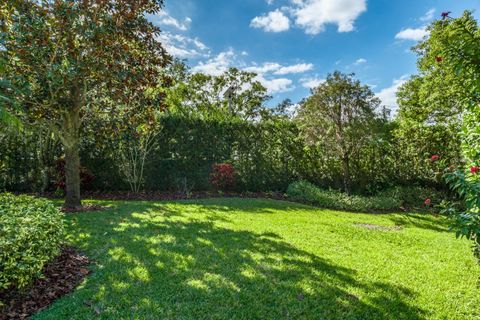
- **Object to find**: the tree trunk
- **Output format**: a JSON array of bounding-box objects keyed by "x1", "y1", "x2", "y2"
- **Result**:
[
  {"x1": 62, "y1": 108, "x2": 82, "y2": 210},
  {"x1": 342, "y1": 154, "x2": 351, "y2": 195}
]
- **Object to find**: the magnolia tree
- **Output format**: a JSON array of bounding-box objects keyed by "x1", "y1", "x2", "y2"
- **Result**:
[
  {"x1": 422, "y1": 11, "x2": 480, "y2": 260},
  {"x1": 0, "y1": 0, "x2": 170, "y2": 209}
]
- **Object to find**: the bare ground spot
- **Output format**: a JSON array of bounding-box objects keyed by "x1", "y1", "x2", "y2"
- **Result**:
[{"x1": 355, "y1": 223, "x2": 403, "y2": 232}]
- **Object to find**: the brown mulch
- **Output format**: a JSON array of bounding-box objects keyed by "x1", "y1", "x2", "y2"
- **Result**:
[
  {"x1": 355, "y1": 223, "x2": 403, "y2": 232},
  {"x1": 61, "y1": 204, "x2": 108, "y2": 213},
  {"x1": 0, "y1": 247, "x2": 90, "y2": 320}
]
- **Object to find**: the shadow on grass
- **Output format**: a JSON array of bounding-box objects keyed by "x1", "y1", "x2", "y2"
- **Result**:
[
  {"x1": 58, "y1": 201, "x2": 427, "y2": 319},
  {"x1": 386, "y1": 213, "x2": 451, "y2": 233}
]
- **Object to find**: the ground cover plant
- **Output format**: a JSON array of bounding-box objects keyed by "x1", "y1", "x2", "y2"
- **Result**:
[{"x1": 33, "y1": 198, "x2": 480, "y2": 320}]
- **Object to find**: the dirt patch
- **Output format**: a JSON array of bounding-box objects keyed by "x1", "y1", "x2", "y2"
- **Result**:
[
  {"x1": 0, "y1": 247, "x2": 90, "y2": 320},
  {"x1": 355, "y1": 223, "x2": 403, "y2": 232}
]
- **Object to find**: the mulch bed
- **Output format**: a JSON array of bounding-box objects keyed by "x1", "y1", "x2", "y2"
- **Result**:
[
  {"x1": 61, "y1": 204, "x2": 108, "y2": 213},
  {"x1": 39, "y1": 191, "x2": 288, "y2": 202},
  {"x1": 0, "y1": 247, "x2": 90, "y2": 320}
]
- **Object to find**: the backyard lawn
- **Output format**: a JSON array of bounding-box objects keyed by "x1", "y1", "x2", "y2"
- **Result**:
[{"x1": 35, "y1": 198, "x2": 479, "y2": 320}]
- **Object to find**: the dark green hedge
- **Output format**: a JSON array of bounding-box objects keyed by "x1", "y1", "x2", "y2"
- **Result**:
[{"x1": 1, "y1": 114, "x2": 440, "y2": 194}]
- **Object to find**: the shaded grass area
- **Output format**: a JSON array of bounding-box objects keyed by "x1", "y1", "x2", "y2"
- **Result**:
[{"x1": 35, "y1": 198, "x2": 480, "y2": 319}]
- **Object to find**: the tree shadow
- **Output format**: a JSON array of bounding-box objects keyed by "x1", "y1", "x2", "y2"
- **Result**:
[
  {"x1": 48, "y1": 201, "x2": 428, "y2": 319},
  {"x1": 386, "y1": 213, "x2": 451, "y2": 233}
]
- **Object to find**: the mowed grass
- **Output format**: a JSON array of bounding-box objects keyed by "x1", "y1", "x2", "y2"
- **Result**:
[{"x1": 35, "y1": 198, "x2": 480, "y2": 320}]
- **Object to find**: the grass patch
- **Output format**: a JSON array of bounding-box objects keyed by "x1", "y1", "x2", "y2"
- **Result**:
[{"x1": 35, "y1": 198, "x2": 479, "y2": 320}]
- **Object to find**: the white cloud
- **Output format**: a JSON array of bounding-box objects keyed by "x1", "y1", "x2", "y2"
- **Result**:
[
  {"x1": 257, "y1": 75, "x2": 295, "y2": 93},
  {"x1": 300, "y1": 77, "x2": 325, "y2": 89},
  {"x1": 251, "y1": 9, "x2": 290, "y2": 32},
  {"x1": 354, "y1": 58, "x2": 367, "y2": 65},
  {"x1": 149, "y1": 12, "x2": 192, "y2": 31},
  {"x1": 192, "y1": 51, "x2": 296, "y2": 94},
  {"x1": 395, "y1": 27, "x2": 429, "y2": 41},
  {"x1": 274, "y1": 63, "x2": 314, "y2": 75},
  {"x1": 158, "y1": 32, "x2": 209, "y2": 59},
  {"x1": 245, "y1": 62, "x2": 313, "y2": 75},
  {"x1": 245, "y1": 62, "x2": 283, "y2": 74},
  {"x1": 192, "y1": 50, "x2": 236, "y2": 76},
  {"x1": 376, "y1": 76, "x2": 409, "y2": 113},
  {"x1": 420, "y1": 8, "x2": 436, "y2": 22},
  {"x1": 292, "y1": 0, "x2": 367, "y2": 34}
]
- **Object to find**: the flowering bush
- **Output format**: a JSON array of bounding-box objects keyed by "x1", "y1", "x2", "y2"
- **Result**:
[
  {"x1": 430, "y1": 11, "x2": 480, "y2": 262},
  {"x1": 210, "y1": 163, "x2": 236, "y2": 191}
]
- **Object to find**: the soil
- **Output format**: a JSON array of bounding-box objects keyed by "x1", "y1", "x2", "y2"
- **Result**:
[{"x1": 0, "y1": 247, "x2": 90, "y2": 320}]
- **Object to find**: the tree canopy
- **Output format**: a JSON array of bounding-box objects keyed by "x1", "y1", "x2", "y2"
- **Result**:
[{"x1": 0, "y1": 0, "x2": 171, "y2": 208}]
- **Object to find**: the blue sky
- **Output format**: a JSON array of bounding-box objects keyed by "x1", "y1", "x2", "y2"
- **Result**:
[{"x1": 150, "y1": 0, "x2": 479, "y2": 111}]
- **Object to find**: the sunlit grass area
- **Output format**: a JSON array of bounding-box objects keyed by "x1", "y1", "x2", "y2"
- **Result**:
[{"x1": 35, "y1": 198, "x2": 479, "y2": 320}]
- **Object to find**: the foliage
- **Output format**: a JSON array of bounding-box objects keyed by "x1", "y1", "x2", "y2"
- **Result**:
[
  {"x1": 378, "y1": 185, "x2": 446, "y2": 209},
  {"x1": 0, "y1": 55, "x2": 22, "y2": 130},
  {"x1": 0, "y1": 126, "x2": 60, "y2": 192},
  {"x1": 34, "y1": 199, "x2": 480, "y2": 319},
  {"x1": 2, "y1": 110, "x2": 434, "y2": 195},
  {"x1": 210, "y1": 163, "x2": 236, "y2": 191},
  {"x1": 297, "y1": 71, "x2": 383, "y2": 194},
  {"x1": 286, "y1": 181, "x2": 401, "y2": 212},
  {"x1": 0, "y1": 0, "x2": 170, "y2": 208},
  {"x1": 164, "y1": 62, "x2": 270, "y2": 121},
  {"x1": 0, "y1": 193, "x2": 64, "y2": 291},
  {"x1": 442, "y1": 169, "x2": 480, "y2": 259}
]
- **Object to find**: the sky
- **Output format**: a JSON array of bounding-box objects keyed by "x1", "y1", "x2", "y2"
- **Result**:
[{"x1": 149, "y1": 0, "x2": 480, "y2": 112}]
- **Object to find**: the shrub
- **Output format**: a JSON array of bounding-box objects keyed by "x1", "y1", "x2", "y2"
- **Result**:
[
  {"x1": 287, "y1": 180, "x2": 401, "y2": 212},
  {"x1": 210, "y1": 163, "x2": 236, "y2": 191},
  {"x1": 378, "y1": 186, "x2": 446, "y2": 208},
  {"x1": 0, "y1": 193, "x2": 65, "y2": 290}
]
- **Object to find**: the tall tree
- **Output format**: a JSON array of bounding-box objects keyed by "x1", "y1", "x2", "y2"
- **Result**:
[
  {"x1": 0, "y1": 0, "x2": 170, "y2": 209},
  {"x1": 297, "y1": 71, "x2": 381, "y2": 194}
]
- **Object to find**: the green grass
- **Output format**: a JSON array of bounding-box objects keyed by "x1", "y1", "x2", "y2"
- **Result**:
[{"x1": 35, "y1": 198, "x2": 479, "y2": 320}]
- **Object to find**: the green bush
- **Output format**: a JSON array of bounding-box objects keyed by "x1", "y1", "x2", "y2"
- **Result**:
[
  {"x1": 287, "y1": 181, "x2": 401, "y2": 212},
  {"x1": 0, "y1": 193, "x2": 64, "y2": 290},
  {"x1": 378, "y1": 186, "x2": 446, "y2": 208}
]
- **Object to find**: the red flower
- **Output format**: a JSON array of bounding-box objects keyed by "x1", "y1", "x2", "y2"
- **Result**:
[
  {"x1": 441, "y1": 11, "x2": 451, "y2": 19},
  {"x1": 424, "y1": 198, "x2": 432, "y2": 206},
  {"x1": 430, "y1": 155, "x2": 440, "y2": 162},
  {"x1": 436, "y1": 56, "x2": 443, "y2": 63},
  {"x1": 470, "y1": 166, "x2": 480, "y2": 174}
]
